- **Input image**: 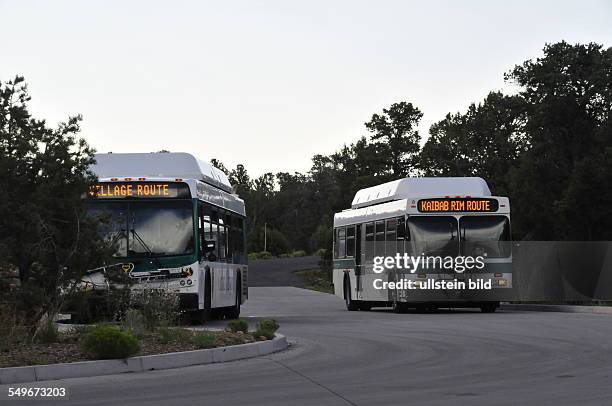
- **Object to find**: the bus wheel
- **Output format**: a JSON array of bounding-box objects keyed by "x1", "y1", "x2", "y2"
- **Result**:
[
  {"x1": 191, "y1": 270, "x2": 213, "y2": 324},
  {"x1": 225, "y1": 277, "x2": 241, "y2": 319},
  {"x1": 359, "y1": 302, "x2": 372, "y2": 311},
  {"x1": 415, "y1": 304, "x2": 427, "y2": 313},
  {"x1": 393, "y1": 301, "x2": 408, "y2": 314},
  {"x1": 480, "y1": 303, "x2": 498, "y2": 313},
  {"x1": 344, "y1": 278, "x2": 359, "y2": 311}
]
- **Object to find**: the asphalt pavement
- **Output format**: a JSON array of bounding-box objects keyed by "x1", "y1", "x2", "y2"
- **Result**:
[
  {"x1": 248, "y1": 255, "x2": 321, "y2": 287},
  {"x1": 3, "y1": 286, "x2": 612, "y2": 406}
]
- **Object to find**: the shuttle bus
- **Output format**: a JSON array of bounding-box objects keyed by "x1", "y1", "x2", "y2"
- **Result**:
[
  {"x1": 82, "y1": 152, "x2": 247, "y2": 322},
  {"x1": 333, "y1": 177, "x2": 512, "y2": 313}
]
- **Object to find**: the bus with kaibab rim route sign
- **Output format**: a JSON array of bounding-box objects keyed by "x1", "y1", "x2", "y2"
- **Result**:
[
  {"x1": 81, "y1": 152, "x2": 247, "y2": 322},
  {"x1": 332, "y1": 177, "x2": 512, "y2": 313}
]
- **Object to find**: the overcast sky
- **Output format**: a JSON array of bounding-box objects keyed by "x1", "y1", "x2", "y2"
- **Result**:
[{"x1": 1, "y1": 0, "x2": 611, "y2": 176}]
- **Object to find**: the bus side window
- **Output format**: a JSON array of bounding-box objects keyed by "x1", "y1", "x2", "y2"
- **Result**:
[
  {"x1": 365, "y1": 222, "x2": 374, "y2": 261},
  {"x1": 333, "y1": 228, "x2": 339, "y2": 258},
  {"x1": 238, "y1": 217, "x2": 245, "y2": 261},
  {"x1": 338, "y1": 227, "x2": 346, "y2": 258},
  {"x1": 218, "y1": 214, "x2": 227, "y2": 261},
  {"x1": 385, "y1": 218, "x2": 397, "y2": 255},
  {"x1": 209, "y1": 209, "x2": 219, "y2": 261},
  {"x1": 225, "y1": 214, "x2": 233, "y2": 263},
  {"x1": 397, "y1": 217, "x2": 407, "y2": 254},
  {"x1": 375, "y1": 220, "x2": 385, "y2": 257},
  {"x1": 346, "y1": 226, "x2": 355, "y2": 258},
  {"x1": 198, "y1": 203, "x2": 204, "y2": 257}
]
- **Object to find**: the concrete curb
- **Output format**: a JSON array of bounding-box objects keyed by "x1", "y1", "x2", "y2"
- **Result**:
[
  {"x1": 501, "y1": 303, "x2": 612, "y2": 314},
  {"x1": 0, "y1": 334, "x2": 288, "y2": 384}
]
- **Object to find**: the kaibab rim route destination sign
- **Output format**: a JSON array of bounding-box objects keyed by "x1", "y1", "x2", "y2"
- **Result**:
[{"x1": 417, "y1": 197, "x2": 499, "y2": 213}]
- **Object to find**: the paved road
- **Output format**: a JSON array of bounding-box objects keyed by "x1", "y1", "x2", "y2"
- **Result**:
[
  {"x1": 4, "y1": 287, "x2": 612, "y2": 406},
  {"x1": 248, "y1": 256, "x2": 320, "y2": 287}
]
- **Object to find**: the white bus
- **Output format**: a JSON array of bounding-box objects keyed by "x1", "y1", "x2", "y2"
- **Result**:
[
  {"x1": 333, "y1": 177, "x2": 512, "y2": 313},
  {"x1": 82, "y1": 152, "x2": 247, "y2": 322}
]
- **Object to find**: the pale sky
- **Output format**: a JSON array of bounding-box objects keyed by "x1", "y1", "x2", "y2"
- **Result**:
[{"x1": 1, "y1": 0, "x2": 611, "y2": 176}]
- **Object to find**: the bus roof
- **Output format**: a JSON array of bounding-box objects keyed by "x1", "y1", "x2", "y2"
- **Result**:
[
  {"x1": 351, "y1": 177, "x2": 491, "y2": 209},
  {"x1": 91, "y1": 152, "x2": 232, "y2": 193}
]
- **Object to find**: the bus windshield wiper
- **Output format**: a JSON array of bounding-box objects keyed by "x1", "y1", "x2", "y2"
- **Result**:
[{"x1": 129, "y1": 218, "x2": 163, "y2": 269}]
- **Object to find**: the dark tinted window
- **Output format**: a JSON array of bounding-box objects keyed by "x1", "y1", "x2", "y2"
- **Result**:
[
  {"x1": 385, "y1": 219, "x2": 397, "y2": 255},
  {"x1": 375, "y1": 221, "x2": 385, "y2": 256},
  {"x1": 346, "y1": 226, "x2": 356, "y2": 258},
  {"x1": 365, "y1": 222, "x2": 375, "y2": 261},
  {"x1": 397, "y1": 217, "x2": 407, "y2": 253},
  {"x1": 338, "y1": 227, "x2": 346, "y2": 258}
]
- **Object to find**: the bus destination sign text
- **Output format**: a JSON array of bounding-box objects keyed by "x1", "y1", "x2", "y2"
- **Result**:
[
  {"x1": 90, "y1": 182, "x2": 190, "y2": 199},
  {"x1": 417, "y1": 198, "x2": 498, "y2": 213}
]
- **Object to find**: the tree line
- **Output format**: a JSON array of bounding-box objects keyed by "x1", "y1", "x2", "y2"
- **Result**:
[
  {"x1": 1, "y1": 40, "x2": 610, "y2": 327},
  {"x1": 210, "y1": 41, "x2": 612, "y2": 254}
]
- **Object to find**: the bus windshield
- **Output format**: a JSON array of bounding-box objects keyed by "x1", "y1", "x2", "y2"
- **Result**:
[
  {"x1": 407, "y1": 216, "x2": 458, "y2": 257},
  {"x1": 88, "y1": 200, "x2": 195, "y2": 257},
  {"x1": 460, "y1": 215, "x2": 511, "y2": 258}
]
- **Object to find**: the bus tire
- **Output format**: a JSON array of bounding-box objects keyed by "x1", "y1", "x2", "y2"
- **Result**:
[
  {"x1": 480, "y1": 303, "x2": 498, "y2": 313},
  {"x1": 225, "y1": 275, "x2": 241, "y2": 320},
  {"x1": 393, "y1": 301, "x2": 408, "y2": 314},
  {"x1": 191, "y1": 269, "x2": 213, "y2": 324},
  {"x1": 344, "y1": 277, "x2": 359, "y2": 311},
  {"x1": 359, "y1": 302, "x2": 372, "y2": 311}
]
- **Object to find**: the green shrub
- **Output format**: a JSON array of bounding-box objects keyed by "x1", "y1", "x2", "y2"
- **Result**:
[
  {"x1": 81, "y1": 325, "x2": 140, "y2": 359},
  {"x1": 277, "y1": 253, "x2": 290, "y2": 258},
  {"x1": 0, "y1": 305, "x2": 28, "y2": 351},
  {"x1": 193, "y1": 333, "x2": 216, "y2": 349},
  {"x1": 129, "y1": 289, "x2": 180, "y2": 330},
  {"x1": 157, "y1": 327, "x2": 192, "y2": 344},
  {"x1": 291, "y1": 250, "x2": 307, "y2": 257},
  {"x1": 257, "y1": 251, "x2": 273, "y2": 260},
  {"x1": 35, "y1": 318, "x2": 59, "y2": 344},
  {"x1": 226, "y1": 319, "x2": 248, "y2": 333},
  {"x1": 120, "y1": 309, "x2": 146, "y2": 337},
  {"x1": 247, "y1": 252, "x2": 259, "y2": 260},
  {"x1": 70, "y1": 324, "x2": 93, "y2": 337},
  {"x1": 254, "y1": 319, "x2": 279, "y2": 340},
  {"x1": 315, "y1": 248, "x2": 328, "y2": 258}
]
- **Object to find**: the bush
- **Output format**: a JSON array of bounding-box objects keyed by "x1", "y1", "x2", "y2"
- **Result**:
[
  {"x1": 257, "y1": 251, "x2": 273, "y2": 260},
  {"x1": 315, "y1": 248, "x2": 328, "y2": 258},
  {"x1": 254, "y1": 319, "x2": 279, "y2": 340},
  {"x1": 226, "y1": 319, "x2": 248, "y2": 333},
  {"x1": 291, "y1": 250, "x2": 307, "y2": 257},
  {"x1": 81, "y1": 325, "x2": 140, "y2": 359},
  {"x1": 35, "y1": 318, "x2": 59, "y2": 344},
  {"x1": 193, "y1": 333, "x2": 216, "y2": 349},
  {"x1": 129, "y1": 289, "x2": 181, "y2": 330},
  {"x1": 0, "y1": 304, "x2": 28, "y2": 351},
  {"x1": 247, "y1": 252, "x2": 259, "y2": 260},
  {"x1": 157, "y1": 327, "x2": 192, "y2": 344},
  {"x1": 120, "y1": 309, "x2": 146, "y2": 337}
]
